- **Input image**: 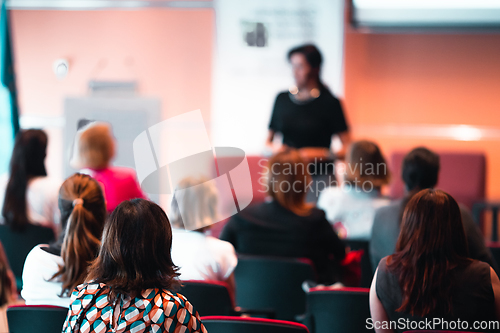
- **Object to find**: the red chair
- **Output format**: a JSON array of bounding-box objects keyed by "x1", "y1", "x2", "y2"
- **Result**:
[
  {"x1": 201, "y1": 316, "x2": 310, "y2": 333},
  {"x1": 304, "y1": 287, "x2": 373, "y2": 333},
  {"x1": 389, "y1": 151, "x2": 485, "y2": 210},
  {"x1": 7, "y1": 304, "x2": 68, "y2": 333},
  {"x1": 177, "y1": 280, "x2": 235, "y2": 316}
]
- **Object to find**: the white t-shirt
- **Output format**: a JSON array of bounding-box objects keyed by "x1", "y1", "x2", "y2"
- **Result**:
[
  {"x1": 171, "y1": 228, "x2": 238, "y2": 282},
  {"x1": 21, "y1": 245, "x2": 70, "y2": 308},
  {"x1": 0, "y1": 174, "x2": 60, "y2": 232},
  {"x1": 317, "y1": 187, "x2": 390, "y2": 240}
]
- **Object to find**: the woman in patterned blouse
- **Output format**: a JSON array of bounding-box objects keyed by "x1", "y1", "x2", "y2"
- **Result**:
[{"x1": 62, "y1": 198, "x2": 207, "y2": 333}]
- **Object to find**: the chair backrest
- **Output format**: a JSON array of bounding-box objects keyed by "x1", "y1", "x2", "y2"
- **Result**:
[
  {"x1": 7, "y1": 305, "x2": 68, "y2": 333},
  {"x1": 0, "y1": 224, "x2": 55, "y2": 288},
  {"x1": 305, "y1": 287, "x2": 373, "y2": 333},
  {"x1": 234, "y1": 255, "x2": 316, "y2": 321},
  {"x1": 201, "y1": 316, "x2": 310, "y2": 333},
  {"x1": 344, "y1": 239, "x2": 373, "y2": 288},
  {"x1": 177, "y1": 280, "x2": 234, "y2": 316},
  {"x1": 389, "y1": 151, "x2": 485, "y2": 209}
]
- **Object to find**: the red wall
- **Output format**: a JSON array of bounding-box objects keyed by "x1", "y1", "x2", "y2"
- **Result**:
[{"x1": 344, "y1": 30, "x2": 500, "y2": 199}]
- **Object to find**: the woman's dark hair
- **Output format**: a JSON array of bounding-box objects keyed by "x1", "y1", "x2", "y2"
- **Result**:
[
  {"x1": 402, "y1": 147, "x2": 440, "y2": 192},
  {"x1": 344, "y1": 140, "x2": 390, "y2": 189},
  {"x1": 2, "y1": 129, "x2": 48, "y2": 231},
  {"x1": 288, "y1": 44, "x2": 323, "y2": 69},
  {"x1": 52, "y1": 173, "x2": 106, "y2": 297},
  {"x1": 86, "y1": 199, "x2": 180, "y2": 301},
  {"x1": 0, "y1": 243, "x2": 15, "y2": 307},
  {"x1": 387, "y1": 189, "x2": 471, "y2": 317}
]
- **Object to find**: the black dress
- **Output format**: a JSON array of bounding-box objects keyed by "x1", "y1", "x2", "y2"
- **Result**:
[
  {"x1": 219, "y1": 201, "x2": 346, "y2": 284},
  {"x1": 376, "y1": 257, "x2": 496, "y2": 333},
  {"x1": 268, "y1": 87, "x2": 348, "y2": 149}
]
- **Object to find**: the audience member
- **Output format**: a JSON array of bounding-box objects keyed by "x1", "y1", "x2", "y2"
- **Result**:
[
  {"x1": 318, "y1": 140, "x2": 390, "y2": 240},
  {"x1": 0, "y1": 129, "x2": 60, "y2": 233},
  {"x1": 21, "y1": 173, "x2": 106, "y2": 307},
  {"x1": 63, "y1": 199, "x2": 206, "y2": 333},
  {"x1": 70, "y1": 121, "x2": 145, "y2": 213},
  {"x1": 170, "y1": 177, "x2": 237, "y2": 293},
  {"x1": 370, "y1": 189, "x2": 500, "y2": 333},
  {"x1": 370, "y1": 147, "x2": 495, "y2": 271},
  {"x1": 0, "y1": 242, "x2": 22, "y2": 333},
  {"x1": 220, "y1": 149, "x2": 346, "y2": 284}
]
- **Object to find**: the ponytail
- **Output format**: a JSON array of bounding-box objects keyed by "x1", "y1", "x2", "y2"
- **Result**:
[
  {"x1": 51, "y1": 174, "x2": 106, "y2": 297},
  {"x1": 53, "y1": 202, "x2": 102, "y2": 296}
]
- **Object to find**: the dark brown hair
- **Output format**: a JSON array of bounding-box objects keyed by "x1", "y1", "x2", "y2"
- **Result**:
[
  {"x1": 344, "y1": 140, "x2": 390, "y2": 189},
  {"x1": 267, "y1": 149, "x2": 312, "y2": 216},
  {"x1": 2, "y1": 129, "x2": 47, "y2": 231},
  {"x1": 86, "y1": 199, "x2": 180, "y2": 301},
  {"x1": 0, "y1": 242, "x2": 15, "y2": 306},
  {"x1": 387, "y1": 189, "x2": 471, "y2": 317},
  {"x1": 52, "y1": 173, "x2": 106, "y2": 296}
]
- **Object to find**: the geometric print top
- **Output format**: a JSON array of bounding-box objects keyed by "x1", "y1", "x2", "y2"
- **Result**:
[{"x1": 62, "y1": 282, "x2": 207, "y2": 333}]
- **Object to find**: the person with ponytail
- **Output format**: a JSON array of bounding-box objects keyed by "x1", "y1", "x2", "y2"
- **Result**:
[
  {"x1": 0, "y1": 129, "x2": 60, "y2": 232},
  {"x1": 21, "y1": 173, "x2": 106, "y2": 307}
]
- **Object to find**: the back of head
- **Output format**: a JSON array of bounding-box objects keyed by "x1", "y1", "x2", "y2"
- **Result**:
[
  {"x1": 344, "y1": 140, "x2": 390, "y2": 190},
  {"x1": 402, "y1": 147, "x2": 440, "y2": 192},
  {"x1": 170, "y1": 177, "x2": 218, "y2": 230},
  {"x1": 53, "y1": 173, "x2": 106, "y2": 296},
  {"x1": 70, "y1": 122, "x2": 115, "y2": 170},
  {"x1": 87, "y1": 199, "x2": 180, "y2": 300},
  {"x1": 2, "y1": 129, "x2": 48, "y2": 231},
  {"x1": 388, "y1": 189, "x2": 469, "y2": 317},
  {"x1": 267, "y1": 149, "x2": 312, "y2": 216}
]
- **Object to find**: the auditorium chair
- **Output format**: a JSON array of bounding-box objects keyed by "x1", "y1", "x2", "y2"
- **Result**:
[
  {"x1": 201, "y1": 316, "x2": 310, "y2": 333},
  {"x1": 304, "y1": 287, "x2": 373, "y2": 333},
  {"x1": 344, "y1": 239, "x2": 373, "y2": 287},
  {"x1": 234, "y1": 255, "x2": 316, "y2": 321},
  {"x1": 0, "y1": 224, "x2": 55, "y2": 289},
  {"x1": 7, "y1": 305, "x2": 68, "y2": 333},
  {"x1": 177, "y1": 280, "x2": 235, "y2": 316}
]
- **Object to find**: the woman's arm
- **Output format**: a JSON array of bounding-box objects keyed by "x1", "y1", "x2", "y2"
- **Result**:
[
  {"x1": 490, "y1": 267, "x2": 500, "y2": 320},
  {"x1": 334, "y1": 130, "x2": 351, "y2": 160},
  {"x1": 370, "y1": 269, "x2": 395, "y2": 333}
]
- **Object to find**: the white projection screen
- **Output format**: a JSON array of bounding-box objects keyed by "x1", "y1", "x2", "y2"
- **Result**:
[{"x1": 352, "y1": 0, "x2": 500, "y2": 29}]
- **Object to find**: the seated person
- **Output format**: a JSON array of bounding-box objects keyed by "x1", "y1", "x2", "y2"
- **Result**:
[
  {"x1": 220, "y1": 149, "x2": 346, "y2": 285},
  {"x1": 21, "y1": 173, "x2": 106, "y2": 307},
  {"x1": 63, "y1": 199, "x2": 206, "y2": 333},
  {"x1": 370, "y1": 189, "x2": 500, "y2": 333},
  {"x1": 0, "y1": 129, "x2": 60, "y2": 233},
  {"x1": 318, "y1": 140, "x2": 390, "y2": 240},
  {"x1": 0, "y1": 242, "x2": 23, "y2": 333},
  {"x1": 170, "y1": 177, "x2": 237, "y2": 293},
  {"x1": 70, "y1": 121, "x2": 146, "y2": 213},
  {"x1": 370, "y1": 147, "x2": 496, "y2": 271}
]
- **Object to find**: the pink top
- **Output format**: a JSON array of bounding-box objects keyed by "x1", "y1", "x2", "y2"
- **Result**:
[{"x1": 84, "y1": 167, "x2": 146, "y2": 213}]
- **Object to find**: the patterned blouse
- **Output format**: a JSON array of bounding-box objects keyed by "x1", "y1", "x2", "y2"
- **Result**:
[{"x1": 62, "y1": 282, "x2": 207, "y2": 333}]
